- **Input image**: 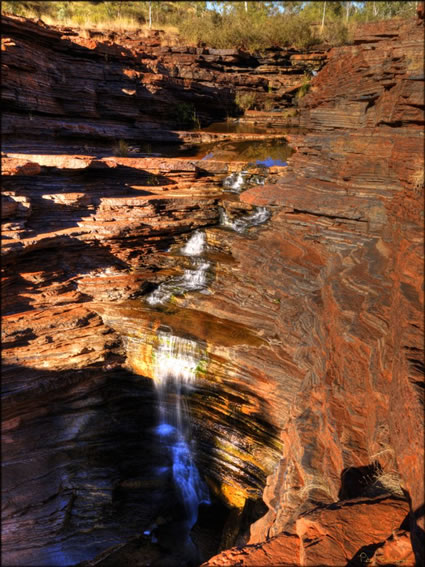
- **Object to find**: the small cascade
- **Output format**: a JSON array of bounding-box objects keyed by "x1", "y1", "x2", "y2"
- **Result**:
[
  {"x1": 219, "y1": 206, "x2": 271, "y2": 233},
  {"x1": 146, "y1": 231, "x2": 210, "y2": 306},
  {"x1": 181, "y1": 260, "x2": 210, "y2": 291},
  {"x1": 222, "y1": 170, "x2": 267, "y2": 193},
  {"x1": 151, "y1": 331, "x2": 210, "y2": 555},
  {"x1": 153, "y1": 331, "x2": 201, "y2": 388},
  {"x1": 222, "y1": 170, "x2": 246, "y2": 192},
  {"x1": 181, "y1": 230, "x2": 206, "y2": 256}
]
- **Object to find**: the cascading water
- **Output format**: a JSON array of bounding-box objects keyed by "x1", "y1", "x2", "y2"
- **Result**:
[
  {"x1": 181, "y1": 230, "x2": 206, "y2": 256},
  {"x1": 219, "y1": 206, "x2": 271, "y2": 233},
  {"x1": 223, "y1": 170, "x2": 246, "y2": 192},
  {"x1": 222, "y1": 169, "x2": 267, "y2": 193},
  {"x1": 146, "y1": 231, "x2": 210, "y2": 306},
  {"x1": 150, "y1": 330, "x2": 210, "y2": 562}
]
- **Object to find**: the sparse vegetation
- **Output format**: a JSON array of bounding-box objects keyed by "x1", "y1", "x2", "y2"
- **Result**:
[
  {"x1": 140, "y1": 142, "x2": 152, "y2": 155},
  {"x1": 235, "y1": 92, "x2": 257, "y2": 113},
  {"x1": 2, "y1": 2, "x2": 419, "y2": 51},
  {"x1": 281, "y1": 108, "x2": 298, "y2": 119},
  {"x1": 145, "y1": 174, "x2": 161, "y2": 186},
  {"x1": 295, "y1": 74, "x2": 311, "y2": 100},
  {"x1": 298, "y1": 478, "x2": 335, "y2": 501},
  {"x1": 113, "y1": 139, "x2": 129, "y2": 157},
  {"x1": 173, "y1": 102, "x2": 200, "y2": 128},
  {"x1": 370, "y1": 471, "x2": 405, "y2": 498}
]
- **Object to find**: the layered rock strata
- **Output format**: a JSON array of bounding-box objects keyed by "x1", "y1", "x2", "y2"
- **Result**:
[
  {"x1": 1, "y1": 140, "x2": 287, "y2": 564},
  {"x1": 204, "y1": 13, "x2": 424, "y2": 567},
  {"x1": 1, "y1": 11, "x2": 424, "y2": 567},
  {"x1": 2, "y1": 13, "x2": 326, "y2": 151}
]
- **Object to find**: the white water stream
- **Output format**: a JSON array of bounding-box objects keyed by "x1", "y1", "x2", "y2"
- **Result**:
[
  {"x1": 180, "y1": 230, "x2": 206, "y2": 256},
  {"x1": 152, "y1": 331, "x2": 210, "y2": 534},
  {"x1": 223, "y1": 170, "x2": 246, "y2": 192},
  {"x1": 146, "y1": 231, "x2": 210, "y2": 306},
  {"x1": 222, "y1": 169, "x2": 266, "y2": 193},
  {"x1": 220, "y1": 206, "x2": 271, "y2": 233}
]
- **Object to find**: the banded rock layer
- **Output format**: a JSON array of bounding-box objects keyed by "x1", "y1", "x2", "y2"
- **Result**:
[{"x1": 1, "y1": 11, "x2": 424, "y2": 567}]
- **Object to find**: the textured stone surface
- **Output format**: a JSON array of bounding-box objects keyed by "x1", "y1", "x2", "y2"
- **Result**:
[
  {"x1": 1, "y1": 12, "x2": 423, "y2": 567},
  {"x1": 204, "y1": 497, "x2": 413, "y2": 566},
  {"x1": 2, "y1": 13, "x2": 325, "y2": 151},
  {"x1": 205, "y1": 13, "x2": 424, "y2": 566}
]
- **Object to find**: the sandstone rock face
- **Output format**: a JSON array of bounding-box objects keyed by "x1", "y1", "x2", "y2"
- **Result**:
[
  {"x1": 204, "y1": 497, "x2": 415, "y2": 566},
  {"x1": 1, "y1": 12, "x2": 423, "y2": 567},
  {"x1": 204, "y1": 14, "x2": 424, "y2": 567}
]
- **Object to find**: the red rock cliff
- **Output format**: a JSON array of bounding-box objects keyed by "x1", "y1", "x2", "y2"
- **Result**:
[
  {"x1": 1, "y1": 12, "x2": 423, "y2": 567},
  {"x1": 205, "y1": 14, "x2": 424, "y2": 567}
]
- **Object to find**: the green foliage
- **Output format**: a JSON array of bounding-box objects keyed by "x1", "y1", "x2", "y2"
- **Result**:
[
  {"x1": 1, "y1": 1, "x2": 419, "y2": 49},
  {"x1": 266, "y1": 13, "x2": 317, "y2": 49},
  {"x1": 321, "y1": 19, "x2": 349, "y2": 46},
  {"x1": 235, "y1": 91, "x2": 257, "y2": 112},
  {"x1": 281, "y1": 107, "x2": 297, "y2": 119},
  {"x1": 195, "y1": 358, "x2": 208, "y2": 375},
  {"x1": 3, "y1": 1, "x2": 55, "y2": 19},
  {"x1": 145, "y1": 174, "x2": 162, "y2": 186},
  {"x1": 295, "y1": 74, "x2": 311, "y2": 100},
  {"x1": 178, "y1": 9, "x2": 318, "y2": 51},
  {"x1": 357, "y1": 1, "x2": 417, "y2": 22},
  {"x1": 140, "y1": 142, "x2": 152, "y2": 155},
  {"x1": 173, "y1": 102, "x2": 200, "y2": 128}
]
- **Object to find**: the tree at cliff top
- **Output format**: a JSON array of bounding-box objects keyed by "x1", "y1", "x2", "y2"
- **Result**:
[{"x1": 1, "y1": 1, "x2": 419, "y2": 48}]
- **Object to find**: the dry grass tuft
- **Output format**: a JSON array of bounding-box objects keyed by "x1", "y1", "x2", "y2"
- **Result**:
[
  {"x1": 411, "y1": 168, "x2": 424, "y2": 197},
  {"x1": 235, "y1": 92, "x2": 257, "y2": 112},
  {"x1": 370, "y1": 471, "x2": 405, "y2": 498},
  {"x1": 298, "y1": 478, "x2": 335, "y2": 501}
]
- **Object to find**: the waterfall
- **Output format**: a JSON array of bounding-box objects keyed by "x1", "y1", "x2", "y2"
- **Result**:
[
  {"x1": 181, "y1": 230, "x2": 206, "y2": 256},
  {"x1": 146, "y1": 230, "x2": 210, "y2": 306},
  {"x1": 181, "y1": 260, "x2": 210, "y2": 290},
  {"x1": 151, "y1": 331, "x2": 210, "y2": 541},
  {"x1": 223, "y1": 170, "x2": 246, "y2": 192},
  {"x1": 222, "y1": 170, "x2": 267, "y2": 193},
  {"x1": 220, "y1": 206, "x2": 271, "y2": 233}
]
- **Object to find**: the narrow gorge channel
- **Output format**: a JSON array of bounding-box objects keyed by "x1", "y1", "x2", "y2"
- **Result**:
[{"x1": 2, "y1": 9, "x2": 424, "y2": 567}]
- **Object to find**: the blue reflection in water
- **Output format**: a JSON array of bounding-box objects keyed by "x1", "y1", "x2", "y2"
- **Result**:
[
  {"x1": 201, "y1": 152, "x2": 214, "y2": 160},
  {"x1": 256, "y1": 157, "x2": 287, "y2": 167}
]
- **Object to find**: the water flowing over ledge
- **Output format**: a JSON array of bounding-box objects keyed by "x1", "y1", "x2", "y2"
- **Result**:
[
  {"x1": 150, "y1": 329, "x2": 211, "y2": 560},
  {"x1": 219, "y1": 206, "x2": 271, "y2": 233},
  {"x1": 146, "y1": 231, "x2": 211, "y2": 306}
]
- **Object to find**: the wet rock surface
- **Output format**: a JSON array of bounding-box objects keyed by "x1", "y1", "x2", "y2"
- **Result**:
[{"x1": 1, "y1": 11, "x2": 424, "y2": 567}]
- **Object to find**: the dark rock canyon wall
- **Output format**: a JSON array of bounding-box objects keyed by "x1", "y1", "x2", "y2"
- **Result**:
[
  {"x1": 2, "y1": 13, "x2": 325, "y2": 150},
  {"x1": 1, "y1": 11, "x2": 424, "y2": 567}
]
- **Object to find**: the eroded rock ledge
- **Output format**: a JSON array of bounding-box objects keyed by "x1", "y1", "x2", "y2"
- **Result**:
[
  {"x1": 1, "y1": 11, "x2": 424, "y2": 567},
  {"x1": 2, "y1": 13, "x2": 326, "y2": 151}
]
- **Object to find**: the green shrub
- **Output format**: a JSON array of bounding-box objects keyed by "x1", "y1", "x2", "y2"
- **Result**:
[
  {"x1": 235, "y1": 91, "x2": 257, "y2": 112},
  {"x1": 265, "y1": 13, "x2": 319, "y2": 50},
  {"x1": 173, "y1": 102, "x2": 200, "y2": 129},
  {"x1": 281, "y1": 108, "x2": 298, "y2": 118},
  {"x1": 1, "y1": 2, "x2": 417, "y2": 47},
  {"x1": 295, "y1": 74, "x2": 311, "y2": 100},
  {"x1": 140, "y1": 142, "x2": 152, "y2": 155},
  {"x1": 321, "y1": 20, "x2": 349, "y2": 46},
  {"x1": 146, "y1": 174, "x2": 161, "y2": 186}
]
